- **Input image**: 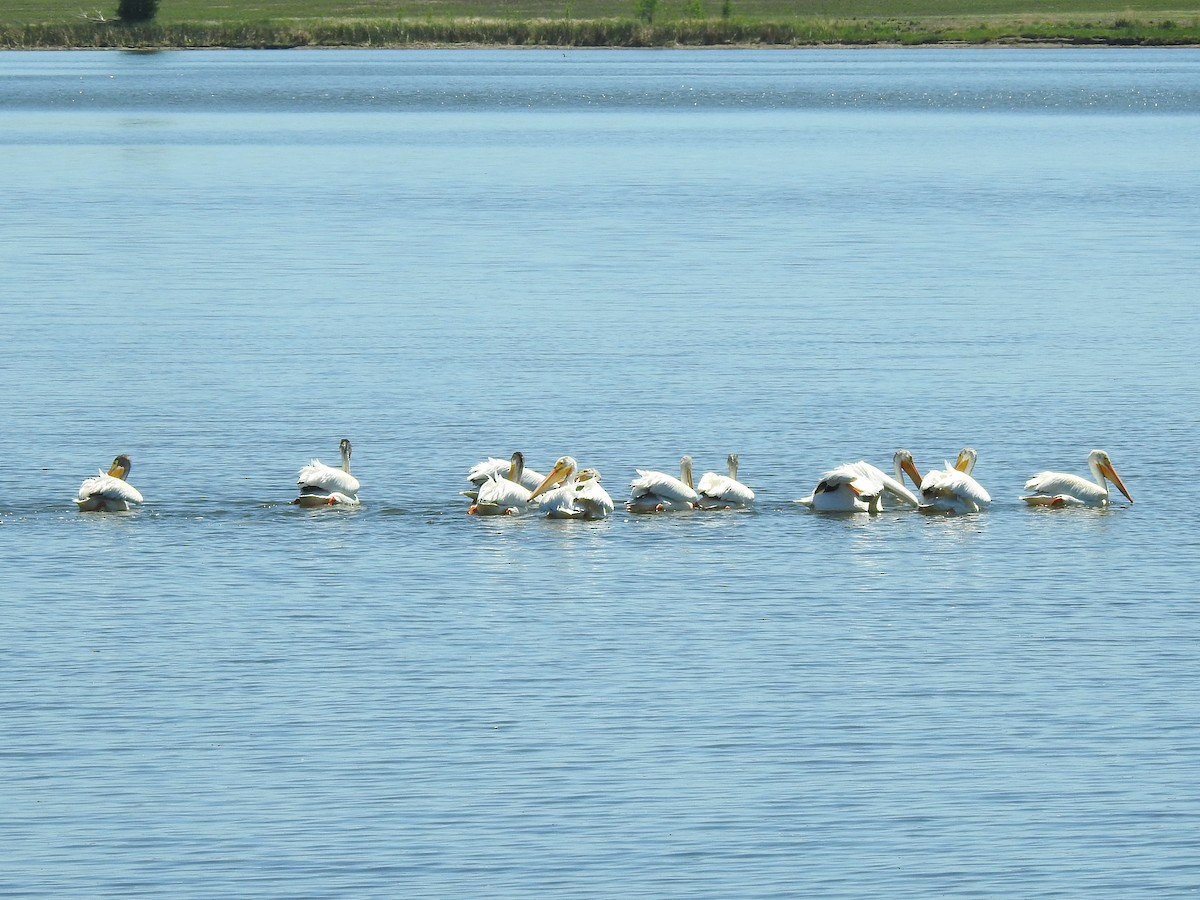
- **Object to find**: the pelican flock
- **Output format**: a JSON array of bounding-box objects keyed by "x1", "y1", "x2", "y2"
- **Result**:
[
  {"x1": 67, "y1": 442, "x2": 1133, "y2": 518},
  {"x1": 75, "y1": 454, "x2": 143, "y2": 512}
]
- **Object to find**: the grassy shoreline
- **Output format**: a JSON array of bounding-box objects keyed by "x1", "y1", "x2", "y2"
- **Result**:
[
  {"x1": 5, "y1": 0, "x2": 1200, "y2": 49},
  {"x1": 4, "y1": 16, "x2": 1200, "y2": 49}
]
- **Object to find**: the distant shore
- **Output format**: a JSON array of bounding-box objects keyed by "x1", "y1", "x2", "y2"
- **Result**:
[{"x1": 3, "y1": 16, "x2": 1199, "y2": 50}]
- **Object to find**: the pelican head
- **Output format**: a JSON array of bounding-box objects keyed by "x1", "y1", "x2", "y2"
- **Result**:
[
  {"x1": 339, "y1": 438, "x2": 353, "y2": 472},
  {"x1": 576, "y1": 467, "x2": 602, "y2": 483},
  {"x1": 954, "y1": 448, "x2": 977, "y2": 474},
  {"x1": 893, "y1": 449, "x2": 922, "y2": 489},
  {"x1": 529, "y1": 455, "x2": 577, "y2": 501},
  {"x1": 727, "y1": 453, "x2": 740, "y2": 479},
  {"x1": 107, "y1": 455, "x2": 132, "y2": 480},
  {"x1": 680, "y1": 455, "x2": 694, "y2": 490},
  {"x1": 1088, "y1": 449, "x2": 1133, "y2": 503}
]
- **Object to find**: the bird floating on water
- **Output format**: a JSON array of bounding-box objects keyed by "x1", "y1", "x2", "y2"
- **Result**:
[
  {"x1": 294, "y1": 438, "x2": 360, "y2": 507},
  {"x1": 795, "y1": 451, "x2": 921, "y2": 513},
  {"x1": 913, "y1": 447, "x2": 992, "y2": 515},
  {"x1": 468, "y1": 451, "x2": 535, "y2": 516},
  {"x1": 696, "y1": 453, "x2": 755, "y2": 509},
  {"x1": 628, "y1": 455, "x2": 699, "y2": 513},
  {"x1": 529, "y1": 456, "x2": 615, "y2": 520},
  {"x1": 1022, "y1": 449, "x2": 1132, "y2": 508},
  {"x1": 75, "y1": 454, "x2": 143, "y2": 512}
]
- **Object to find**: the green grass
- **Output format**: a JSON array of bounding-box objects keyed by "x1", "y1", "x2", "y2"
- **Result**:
[
  {"x1": 2, "y1": 0, "x2": 1199, "y2": 46},
  {"x1": 5, "y1": 0, "x2": 1200, "y2": 20}
]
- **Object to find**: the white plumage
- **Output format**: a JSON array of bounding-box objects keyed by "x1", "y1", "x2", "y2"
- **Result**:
[
  {"x1": 467, "y1": 455, "x2": 546, "y2": 491},
  {"x1": 628, "y1": 455, "x2": 699, "y2": 513},
  {"x1": 696, "y1": 453, "x2": 755, "y2": 509},
  {"x1": 529, "y1": 457, "x2": 615, "y2": 520},
  {"x1": 795, "y1": 468, "x2": 879, "y2": 513},
  {"x1": 1023, "y1": 449, "x2": 1132, "y2": 508},
  {"x1": 75, "y1": 454, "x2": 142, "y2": 512},
  {"x1": 468, "y1": 451, "x2": 534, "y2": 516},
  {"x1": 918, "y1": 448, "x2": 991, "y2": 515},
  {"x1": 295, "y1": 438, "x2": 361, "y2": 507},
  {"x1": 296, "y1": 461, "x2": 359, "y2": 496},
  {"x1": 796, "y1": 451, "x2": 921, "y2": 513}
]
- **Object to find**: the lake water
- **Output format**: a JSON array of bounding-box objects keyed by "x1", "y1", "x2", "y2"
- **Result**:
[{"x1": 3, "y1": 48, "x2": 1200, "y2": 897}]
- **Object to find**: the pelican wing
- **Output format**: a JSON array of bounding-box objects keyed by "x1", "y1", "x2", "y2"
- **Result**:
[
  {"x1": 697, "y1": 472, "x2": 755, "y2": 506},
  {"x1": 922, "y1": 467, "x2": 991, "y2": 507},
  {"x1": 517, "y1": 467, "x2": 547, "y2": 491},
  {"x1": 468, "y1": 457, "x2": 545, "y2": 490},
  {"x1": 1023, "y1": 471, "x2": 1106, "y2": 504},
  {"x1": 538, "y1": 484, "x2": 581, "y2": 518},
  {"x1": 844, "y1": 461, "x2": 919, "y2": 507},
  {"x1": 297, "y1": 459, "x2": 361, "y2": 496},
  {"x1": 796, "y1": 469, "x2": 871, "y2": 512},
  {"x1": 574, "y1": 479, "x2": 615, "y2": 519},
  {"x1": 630, "y1": 469, "x2": 698, "y2": 504},
  {"x1": 76, "y1": 472, "x2": 143, "y2": 505},
  {"x1": 467, "y1": 457, "x2": 510, "y2": 485},
  {"x1": 476, "y1": 473, "x2": 533, "y2": 510}
]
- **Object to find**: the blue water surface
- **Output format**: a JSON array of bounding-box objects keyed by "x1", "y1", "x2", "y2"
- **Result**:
[{"x1": 2, "y1": 48, "x2": 1200, "y2": 898}]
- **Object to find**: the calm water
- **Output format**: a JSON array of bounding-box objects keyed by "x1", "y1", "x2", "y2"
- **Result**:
[{"x1": 3, "y1": 48, "x2": 1200, "y2": 897}]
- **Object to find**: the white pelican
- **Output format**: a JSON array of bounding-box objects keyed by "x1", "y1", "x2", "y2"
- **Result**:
[
  {"x1": 796, "y1": 451, "x2": 921, "y2": 513},
  {"x1": 1023, "y1": 449, "x2": 1133, "y2": 508},
  {"x1": 294, "y1": 438, "x2": 361, "y2": 507},
  {"x1": 75, "y1": 454, "x2": 143, "y2": 512},
  {"x1": 696, "y1": 453, "x2": 755, "y2": 509},
  {"x1": 916, "y1": 448, "x2": 992, "y2": 515},
  {"x1": 468, "y1": 451, "x2": 534, "y2": 516},
  {"x1": 467, "y1": 454, "x2": 545, "y2": 492},
  {"x1": 628, "y1": 455, "x2": 699, "y2": 513},
  {"x1": 529, "y1": 456, "x2": 614, "y2": 520}
]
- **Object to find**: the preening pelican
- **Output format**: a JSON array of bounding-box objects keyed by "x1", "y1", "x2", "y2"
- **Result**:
[
  {"x1": 294, "y1": 438, "x2": 361, "y2": 507},
  {"x1": 1023, "y1": 449, "x2": 1132, "y2": 508},
  {"x1": 75, "y1": 454, "x2": 143, "y2": 512},
  {"x1": 467, "y1": 454, "x2": 545, "y2": 492},
  {"x1": 796, "y1": 451, "x2": 921, "y2": 513},
  {"x1": 628, "y1": 456, "x2": 699, "y2": 513},
  {"x1": 916, "y1": 448, "x2": 992, "y2": 515},
  {"x1": 468, "y1": 451, "x2": 534, "y2": 516},
  {"x1": 529, "y1": 456, "x2": 615, "y2": 520},
  {"x1": 696, "y1": 453, "x2": 755, "y2": 509}
]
